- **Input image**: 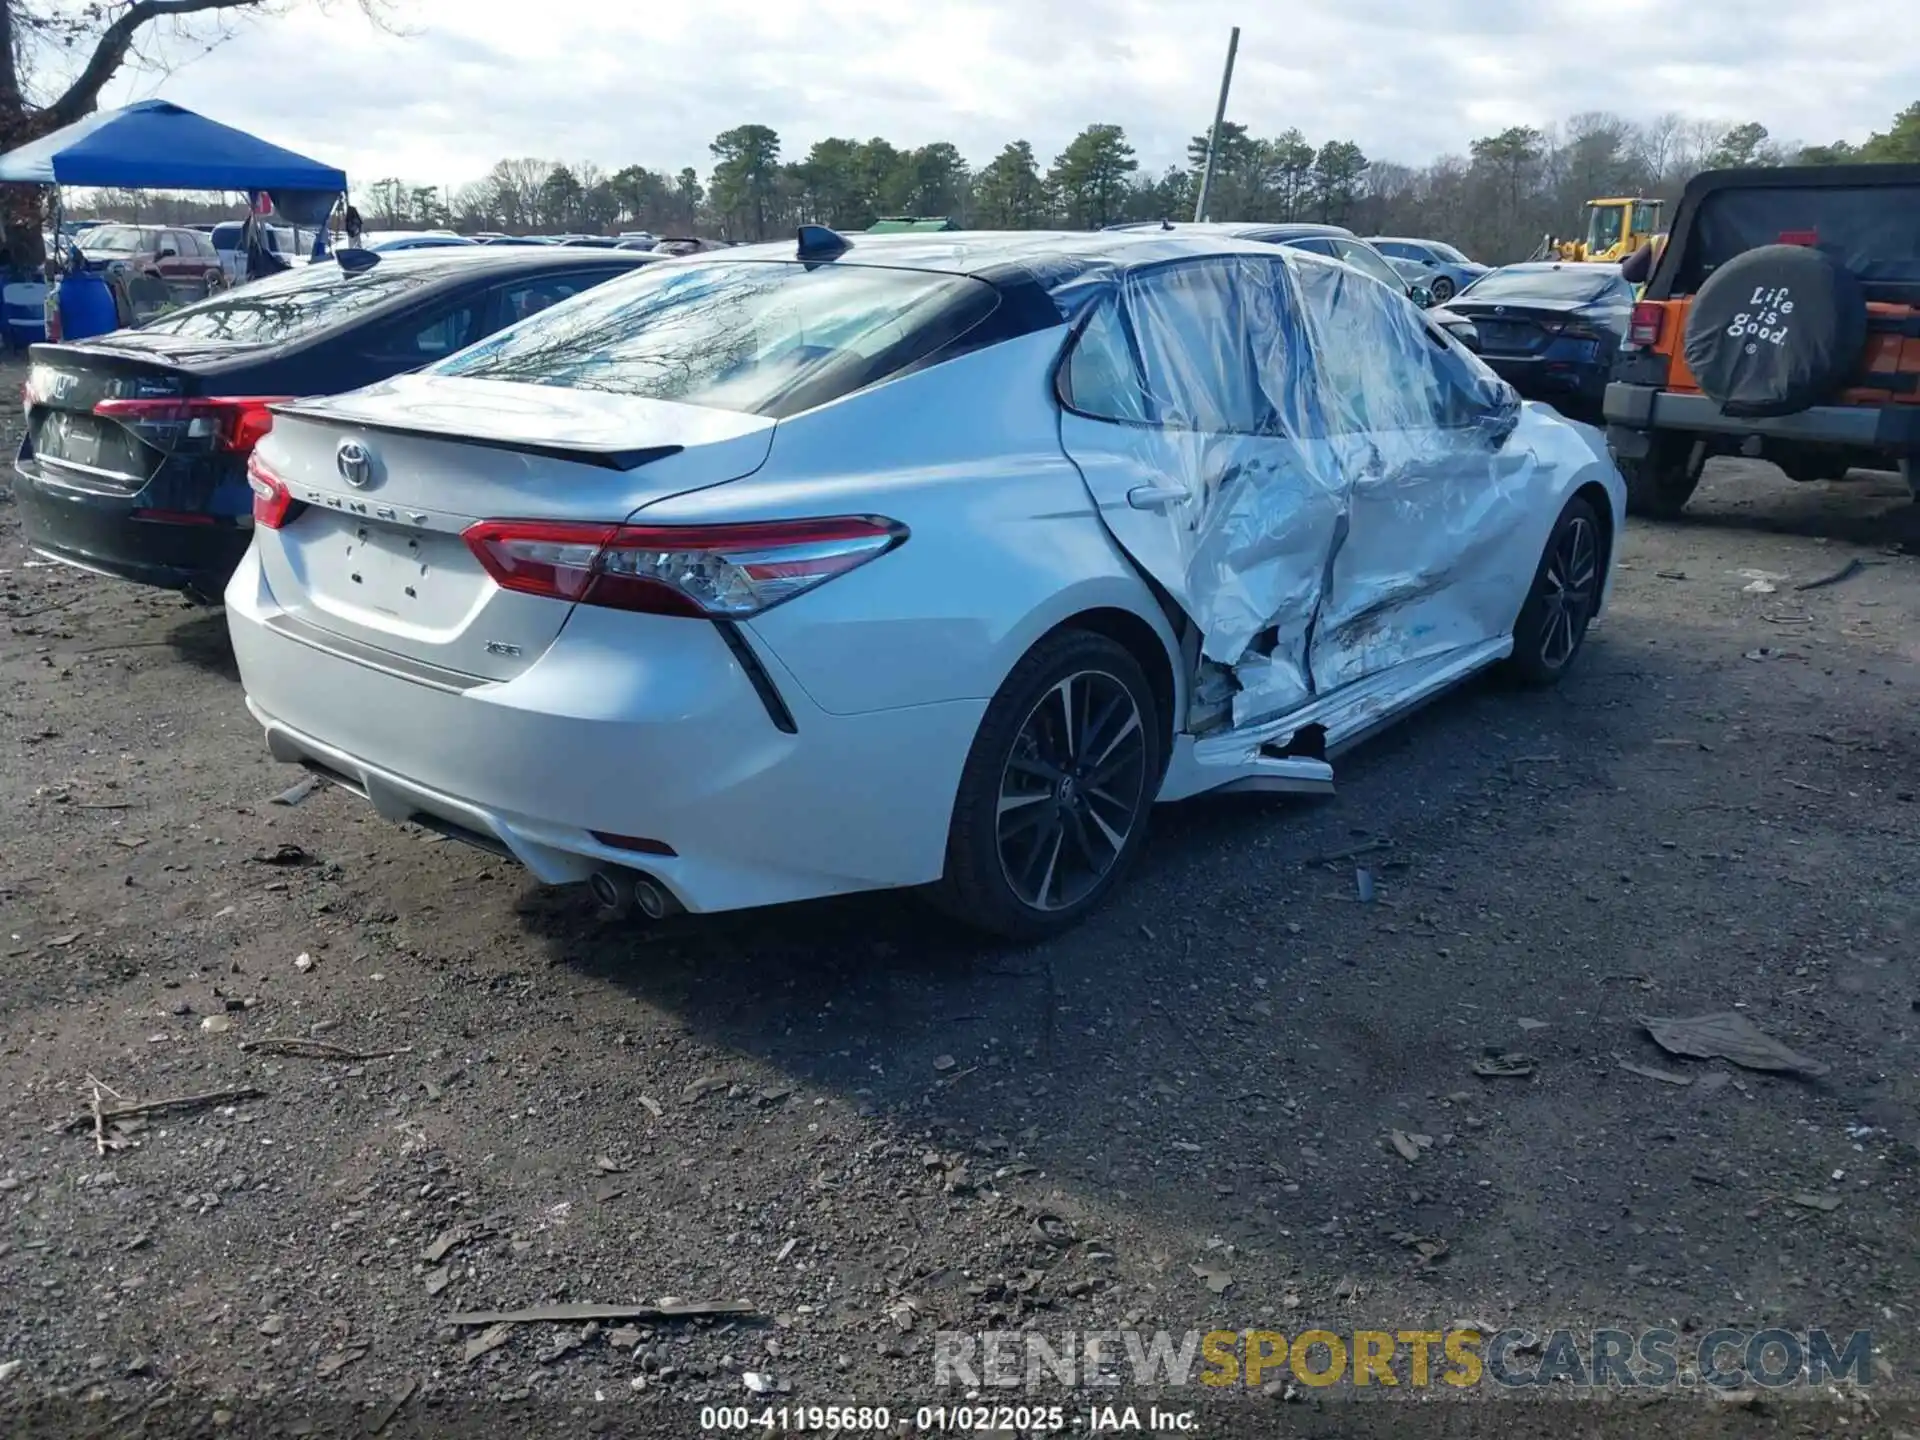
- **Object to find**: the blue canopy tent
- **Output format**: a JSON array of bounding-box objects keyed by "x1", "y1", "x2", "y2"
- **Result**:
[
  {"x1": 0, "y1": 99, "x2": 348, "y2": 338},
  {"x1": 0, "y1": 98, "x2": 344, "y2": 209}
]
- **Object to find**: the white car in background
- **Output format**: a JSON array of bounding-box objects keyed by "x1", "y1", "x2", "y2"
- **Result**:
[{"x1": 228, "y1": 227, "x2": 1624, "y2": 938}]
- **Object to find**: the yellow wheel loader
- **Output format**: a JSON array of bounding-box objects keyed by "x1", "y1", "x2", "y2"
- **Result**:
[{"x1": 1533, "y1": 197, "x2": 1666, "y2": 264}]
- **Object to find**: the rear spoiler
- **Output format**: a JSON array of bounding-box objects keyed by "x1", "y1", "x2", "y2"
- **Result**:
[{"x1": 269, "y1": 403, "x2": 684, "y2": 472}]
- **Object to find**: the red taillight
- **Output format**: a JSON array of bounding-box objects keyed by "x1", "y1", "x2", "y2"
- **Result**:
[
  {"x1": 246, "y1": 452, "x2": 295, "y2": 530},
  {"x1": 93, "y1": 395, "x2": 291, "y2": 454},
  {"x1": 462, "y1": 516, "x2": 908, "y2": 618},
  {"x1": 1628, "y1": 302, "x2": 1665, "y2": 348}
]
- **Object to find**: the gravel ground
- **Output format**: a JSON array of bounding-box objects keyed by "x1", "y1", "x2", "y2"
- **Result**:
[{"x1": 3, "y1": 356, "x2": 1920, "y2": 1438}]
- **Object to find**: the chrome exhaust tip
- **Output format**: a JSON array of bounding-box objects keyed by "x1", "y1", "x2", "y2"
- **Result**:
[
  {"x1": 587, "y1": 870, "x2": 624, "y2": 911},
  {"x1": 631, "y1": 876, "x2": 672, "y2": 921}
]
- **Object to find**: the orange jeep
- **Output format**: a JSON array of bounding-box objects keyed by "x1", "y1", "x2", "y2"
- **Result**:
[{"x1": 1604, "y1": 163, "x2": 1920, "y2": 517}]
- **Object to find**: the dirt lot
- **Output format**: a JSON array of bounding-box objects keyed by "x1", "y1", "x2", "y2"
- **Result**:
[{"x1": 3, "y1": 355, "x2": 1920, "y2": 1438}]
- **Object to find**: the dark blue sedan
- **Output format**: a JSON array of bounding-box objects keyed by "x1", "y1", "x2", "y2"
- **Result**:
[{"x1": 1443, "y1": 263, "x2": 1634, "y2": 421}]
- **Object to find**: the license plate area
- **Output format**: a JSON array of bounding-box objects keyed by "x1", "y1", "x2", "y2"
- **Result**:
[{"x1": 288, "y1": 512, "x2": 485, "y2": 634}]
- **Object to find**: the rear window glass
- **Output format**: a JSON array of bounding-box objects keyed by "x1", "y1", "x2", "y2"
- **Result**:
[
  {"x1": 434, "y1": 259, "x2": 999, "y2": 419},
  {"x1": 1679, "y1": 185, "x2": 1920, "y2": 291},
  {"x1": 1462, "y1": 266, "x2": 1625, "y2": 303},
  {"x1": 83, "y1": 226, "x2": 151, "y2": 254},
  {"x1": 140, "y1": 264, "x2": 442, "y2": 344}
]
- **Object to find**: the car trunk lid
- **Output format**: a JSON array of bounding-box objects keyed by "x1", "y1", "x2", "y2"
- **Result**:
[
  {"x1": 251, "y1": 374, "x2": 776, "y2": 683},
  {"x1": 1446, "y1": 299, "x2": 1599, "y2": 356},
  {"x1": 22, "y1": 343, "x2": 220, "y2": 495}
]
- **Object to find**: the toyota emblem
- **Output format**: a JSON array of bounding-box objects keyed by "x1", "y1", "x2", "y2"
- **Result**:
[{"x1": 336, "y1": 440, "x2": 373, "y2": 488}]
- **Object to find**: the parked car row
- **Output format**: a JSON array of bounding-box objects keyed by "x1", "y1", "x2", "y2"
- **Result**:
[
  {"x1": 17, "y1": 222, "x2": 1626, "y2": 939},
  {"x1": 16, "y1": 245, "x2": 661, "y2": 597}
]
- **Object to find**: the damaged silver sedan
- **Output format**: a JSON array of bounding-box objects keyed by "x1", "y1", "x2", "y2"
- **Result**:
[{"x1": 228, "y1": 227, "x2": 1624, "y2": 938}]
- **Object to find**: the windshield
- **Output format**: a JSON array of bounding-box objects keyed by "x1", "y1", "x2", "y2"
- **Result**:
[
  {"x1": 84, "y1": 226, "x2": 148, "y2": 254},
  {"x1": 1585, "y1": 205, "x2": 1626, "y2": 252},
  {"x1": 1462, "y1": 266, "x2": 1626, "y2": 304},
  {"x1": 436, "y1": 259, "x2": 1000, "y2": 419},
  {"x1": 140, "y1": 263, "x2": 442, "y2": 343}
]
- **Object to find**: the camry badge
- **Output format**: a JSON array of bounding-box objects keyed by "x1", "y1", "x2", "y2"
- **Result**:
[{"x1": 336, "y1": 440, "x2": 373, "y2": 488}]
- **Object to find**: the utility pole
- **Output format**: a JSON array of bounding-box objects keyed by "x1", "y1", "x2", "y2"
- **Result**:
[{"x1": 1193, "y1": 26, "x2": 1241, "y2": 223}]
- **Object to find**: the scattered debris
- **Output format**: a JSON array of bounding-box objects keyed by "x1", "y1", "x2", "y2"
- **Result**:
[
  {"x1": 1642, "y1": 1012, "x2": 1830, "y2": 1077},
  {"x1": 594, "y1": 1155, "x2": 624, "y2": 1174},
  {"x1": 775, "y1": 1237, "x2": 799, "y2": 1264},
  {"x1": 62, "y1": 1083, "x2": 264, "y2": 1137},
  {"x1": 1654, "y1": 569, "x2": 1687, "y2": 580},
  {"x1": 1031, "y1": 1213, "x2": 1076, "y2": 1247},
  {"x1": 1741, "y1": 579, "x2": 1778, "y2": 595},
  {"x1": 444, "y1": 1299, "x2": 758, "y2": 1327},
  {"x1": 1388, "y1": 1130, "x2": 1423, "y2": 1163},
  {"x1": 199, "y1": 1014, "x2": 233, "y2": 1035},
  {"x1": 932, "y1": 1055, "x2": 956, "y2": 1072},
  {"x1": 1796, "y1": 558, "x2": 1866, "y2": 591},
  {"x1": 1190, "y1": 1264, "x2": 1234, "y2": 1296},
  {"x1": 886, "y1": 1298, "x2": 919, "y2": 1333},
  {"x1": 293, "y1": 952, "x2": 314, "y2": 973},
  {"x1": 1355, "y1": 867, "x2": 1376, "y2": 903},
  {"x1": 462, "y1": 1323, "x2": 514, "y2": 1364},
  {"x1": 424, "y1": 1267, "x2": 451, "y2": 1297},
  {"x1": 367, "y1": 1379, "x2": 416, "y2": 1434},
  {"x1": 1516, "y1": 1017, "x2": 1548, "y2": 1032},
  {"x1": 257, "y1": 1315, "x2": 285, "y2": 1337},
  {"x1": 1790, "y1": 1193, "x2": 1843, "y2": 1213},
  {"x1": 1619, "y1": 1059, "x2": 1694, "y2": 1087},
  {"x1": 1309, "y1": 837, "x2": 1393, "y2": 866},
  {"x1": 239, "y1": 1037, "x2": 407, "y2": 1062},
  {"x1": 248, "y1": 843, "x2": 313, "y2": 866},
  {"x1": 0, "y1": 1359, "x2": 20, "y2": 1384},
  {"x1": 1472, "y1": 1052, "x2": 1535, "y2": 1079},
  {"x1": 639, "y1": 1095, "x2": 663, "y2": 1118},
  {"x1": 1389, "y1": 1232, "x2": 1450, "y2": 1268},
  {"x1": 422, "y1": 1221, "x2": 495, "y2": 1265},
  {"x1": 270, "y1": 775, "x2": 324, "y2": 807},
  {"x1": 45, "y1": 931, "x2": 82, "y2": 949},
  {"x1": 744, "y1": 1371, "x2": 774, "y2": 1395},
  {"x1": 315, "y1": 1347, "x2": 367, "y2": 1379}
]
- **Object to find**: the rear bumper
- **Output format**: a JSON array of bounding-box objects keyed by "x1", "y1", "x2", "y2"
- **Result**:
[
  {"x1": 225, "y1": 548, "x2": 985, "y2": 915},
  {"x1": 1604, "y1": 384, "x2": 1920, "y2": 457},
  {"x1": 1483, "y1": 354, "x2": 1607, "y2": 404},
  {"x1": 13, "y1": 462, "x2": 252, "y2": 594}
]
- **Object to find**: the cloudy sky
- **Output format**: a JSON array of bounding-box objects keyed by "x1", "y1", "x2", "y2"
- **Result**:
[{"x1": 94, "y1": 0, "x2": 1909, "y2": 190}]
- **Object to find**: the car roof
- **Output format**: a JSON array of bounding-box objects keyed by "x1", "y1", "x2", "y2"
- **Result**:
[
  {"x1": 1369, "y1": 236, "x2": 1441, "y2": 246},
  {"x1": 713, "y1": 226, "x2": 1342, "y2": 294},
  {"x1": 1491, "y1": 261, "x2": 1623, "y2": 274},
  {"x1": 329, "y1": 247, "x2": 661, "y2": 280}
]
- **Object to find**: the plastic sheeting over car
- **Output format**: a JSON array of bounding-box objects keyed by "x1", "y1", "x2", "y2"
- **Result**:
[{"x1": 1040, "y1": 238, "x2": 1613, "y2": 729}]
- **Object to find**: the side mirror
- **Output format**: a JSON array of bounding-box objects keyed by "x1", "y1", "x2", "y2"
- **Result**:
[{"x1": 1410, "y1": 283, "x2": 1434, "y2": 308}]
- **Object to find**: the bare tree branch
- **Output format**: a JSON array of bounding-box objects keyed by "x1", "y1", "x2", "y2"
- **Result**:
[{"x1": 47, "y1": 0, "x2": 269, "y2": 128}]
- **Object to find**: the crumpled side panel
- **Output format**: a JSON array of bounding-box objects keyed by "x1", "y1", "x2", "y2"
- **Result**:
[{"x1": 1052, "y1": 243, "x2": 1557, "y2": 734}]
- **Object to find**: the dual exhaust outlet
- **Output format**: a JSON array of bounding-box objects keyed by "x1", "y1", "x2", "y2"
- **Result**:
[{"x1": 588, "y1": 866, "x2": 679, "y2": 921}]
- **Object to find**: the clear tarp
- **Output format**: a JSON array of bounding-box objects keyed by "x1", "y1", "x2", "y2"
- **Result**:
[{"x1": 1042, "y1": 237, "x2": 1611, "y2": 729}]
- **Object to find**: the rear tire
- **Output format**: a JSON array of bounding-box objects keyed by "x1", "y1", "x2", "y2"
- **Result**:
[
  {"x1": 930, "y1": 630, "x2": 1163, "y2": 941},
  {"x1": 1507, "y1": 495, "x2": 1604, "y2": 687},
  {"x1": 1618, "y1": 432, "x2": 1701, "y2": 519}
]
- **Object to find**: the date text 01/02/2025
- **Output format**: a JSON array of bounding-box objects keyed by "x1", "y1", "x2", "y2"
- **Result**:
[{"x1": 698, "y1": 1405, "x2": 1200, "y2": 1432}]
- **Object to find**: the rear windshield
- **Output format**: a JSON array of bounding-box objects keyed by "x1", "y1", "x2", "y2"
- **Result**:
[
  {"x1": 434, "y1": 259, "x2": 1000, "y2": 419},
  {"x1": 1678, "y1": 185, "x2": 1920, "y2": 292},
  {"x1": 83, "y1": 226, "x2": 151, "y2": 254},
  {"x1": 139, "y1": 263, "x2": 442, "y2": 344},
  {"x1": 1462, "y1": 266, "x2": 1625, "y2": 304}
]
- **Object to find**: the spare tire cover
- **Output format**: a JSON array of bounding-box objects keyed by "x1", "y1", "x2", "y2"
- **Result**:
[{"x1": 1681, "y1": 244, "x2": 1867, "y2": 418}]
